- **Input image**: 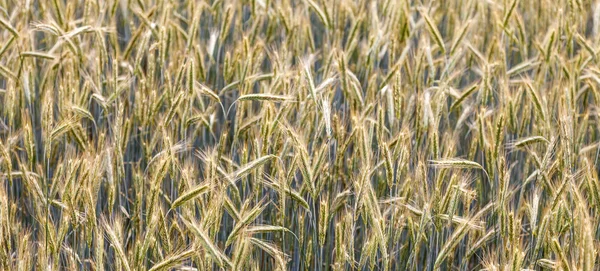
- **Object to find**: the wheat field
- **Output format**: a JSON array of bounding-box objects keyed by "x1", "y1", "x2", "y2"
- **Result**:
[{"x1": 1, "y1": 0, "x2": 600, "y2": 270}]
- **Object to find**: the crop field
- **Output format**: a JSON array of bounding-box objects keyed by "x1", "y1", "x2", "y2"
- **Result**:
[{"x1": 2, "y1": 0, "x2": 600, "y2": 270}]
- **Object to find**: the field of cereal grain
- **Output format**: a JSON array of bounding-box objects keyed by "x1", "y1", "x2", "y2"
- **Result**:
[{"x1": 1, "y1": 0, "x2": 600, "y2": 270}]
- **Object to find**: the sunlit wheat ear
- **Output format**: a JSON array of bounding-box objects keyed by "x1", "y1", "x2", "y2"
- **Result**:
[
  {"x1": 245, "y1": 225, "x2": 297, "y2": 239},
  {"x1": 523, "y1": 81, "x2": 546, "y2": 121},
  {"x1": 180, "y1": 217, "x2": 232, "y2": 268},
  {"x1": 101, "y1": 216, "x2": 131, "y2": 271},
  {"x1": 228, "y1": 154, "x2": 277, "y2": 182},
  {"x1": 170, "y1": 183, "x2": 211, "y2": 210},
  {"x1": 434, "y1": 203, "x2": 494, "y2": 270},
  {"x1": 237, "y1": 94, "x2": 294, "y2": 102},
  {"x1": 507, "y1": 135, "x2": 549, "y2": 150},
  {"x1": 147, "y1": 248, "x2": 196, "y2": 271},
  {"x1": 419, "y1": 9, "x2": 445, "y2": 54},
  {"x1": 305, "y1": 0, "x2": 330, "y2": 29},
  {"x1": 429, "y1": 158, "x2": 484, "y2": 170},
  {"x1": 502, "y1": 0, "x2": 520, "y2": 28},
  {"x1": 250, "y1": 237, "x2": 288, "y2": 270},
  {"x1": 194, "y1": 82, "x2": 226, "y2": 115},
  {"x1": 301, "y1": 57, "x2": 318, "y2": 101},
  {"x1": 449, "y1": 83, "x2": 479, "y2": 112},
  {"x1": 322, "y1": 97, "x2": 332, "y2": 139},
  {"x1": 263, "y1": 176, "x2": 310, "y2": 211},
  {"x1": 226, "y1": 199, "x2": 269, "y2": 246},
  {"x1": 226, "y1": 94, "x2": 294, "y2": 116},
  {"x1": 551, "y1": 238, "x2": 572, "y2": 271}
]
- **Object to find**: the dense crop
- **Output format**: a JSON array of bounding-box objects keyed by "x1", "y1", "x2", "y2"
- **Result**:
[{"x1": 1, "y1": 0, "x2": 600, "y2": 270}]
